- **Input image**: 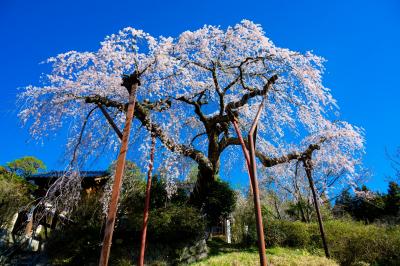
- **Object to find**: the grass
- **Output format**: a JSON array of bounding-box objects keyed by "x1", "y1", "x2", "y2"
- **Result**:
[{"x1": 190, "y1": 239, "x2": 338, "y2": 266}]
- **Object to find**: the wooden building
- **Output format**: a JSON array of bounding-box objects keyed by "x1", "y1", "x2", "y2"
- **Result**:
[
  {"x1": 8, "y1": 171, "x2": 110, "y2": 250},
  {"x1": 26, "y1": 170, "x2": 110, "y2": 197}
]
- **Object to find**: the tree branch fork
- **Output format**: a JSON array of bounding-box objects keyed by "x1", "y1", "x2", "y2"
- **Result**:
[{"x1": 78, "y1": 72, "x2": 325, "y2": 178}]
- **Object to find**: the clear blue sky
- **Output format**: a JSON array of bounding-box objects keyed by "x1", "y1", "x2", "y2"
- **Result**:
[{"x1": 0, "y1": 0, "x2": 399, "y2": 192}]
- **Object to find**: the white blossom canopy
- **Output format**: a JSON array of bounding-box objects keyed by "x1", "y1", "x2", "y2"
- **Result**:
[{"x1": 19, "y1": 20, "x2": 364, "y2": 197}]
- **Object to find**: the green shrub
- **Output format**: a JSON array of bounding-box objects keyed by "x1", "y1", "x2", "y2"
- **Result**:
[
  {"x1": 47, "y1": 189, "x2": 206, "y2": 265},
  {"x1": 148, "y1": 205, "x2": 205, "y2": 244},
  {"x1": 264, "y1": 221, "x2": 313, "y2": 248},
  {"x1": 231, "y1": 195, "x2": 257, "y2": 245},
  {"x1": 262, "y1": 219, "x2": 400, "y2": 265},
  {"x1": 323, "y1": 220, "x2": 400, "y2": 266},
  {"x1": 193, "y1": 179, "x2": 236, "y2": 227},
  {"x1": 46, "y1": 196, "x2": 103, "y2": 265},
  {"x1": 282, "y1": 221, "x2": 312, "y2": 248},
  {"x1": 0, "y1": 175, "x2": 32, "y2": 227},
  {"x1": 0, "y1": 156, "x2": 43, "y2": 228},
  {"x1": 264, "y1": 220, "x2": 286, "y2": 247}
]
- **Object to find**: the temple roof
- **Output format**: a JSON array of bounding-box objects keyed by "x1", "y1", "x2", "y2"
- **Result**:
[{"x1": 27, "y1": 170, "x2": 109, "y2": 180}]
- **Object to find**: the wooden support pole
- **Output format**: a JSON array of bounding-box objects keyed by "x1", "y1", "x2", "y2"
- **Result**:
[
  {"x1": 248, "y1": 128, "x2": 267, "y2": 266},
  {"x1": 98, "y1": 75, "x2": 139, "y2": 266},
  {"x1": 138, "y1": 134, "x2": 156, "y2": 266},
  {"x1": 232, "y1": 119, "x2": 253, "y2": 194},
  {"x1": 230, "y1": 98, "x2": 267, "y2": 265},
  {"x1": 303, "y1": 157, "x2": 330, "y2": 258},
  {"x1": 247, "y1": 98, "x2": 267, "y2": 266}
]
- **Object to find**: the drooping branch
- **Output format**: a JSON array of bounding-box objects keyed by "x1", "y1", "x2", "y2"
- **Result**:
[{"x1": 72, "y1": 106, "x2": 98, "y2": 164}]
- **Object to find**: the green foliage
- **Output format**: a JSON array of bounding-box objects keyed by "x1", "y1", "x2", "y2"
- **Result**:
[
  {"x1": 47, "y1": 162, "x2": 207, "y2": 265},
  {"x1": 115, "y1": 168, "x2": 207, "y2": 263},
  {"x1": 0, "y1": 177, "x2": 31, "y2": 227},
  {"x1": 148, "y1": 205, "x2": 205, "y2": 244},
  {"x1": 199, "y1": 179, "x2": 236, "y2": 227},
  {"x1": 385, "y1": 181, "x2": 400, "y2": 217},
  {"x1": 323, "y1": 220, "x2": 400, "y2": 266},
  {"x1": 46, "y1": 196, "x2": 104, "y2": 265},
  {"x1": 334, "y1": 182, "x2": 400, "y2": 223},
  {"x1": 264, "y1": 221, "x2": 309, "y2": 248},
  {"x1": 0, "y1": 156, "x2": 43, "y2": 227},
  {"x1": 231, "y1": 192, "x2": 331, "y2": 247},
  {"x1": 262, "y1": 220, "x2": 400, "y2": 266},
  {"x1": 5, "y1": 156, "x2": 45, "y2": 178},
  {"x1": 231, "y1": 194, "x2": 257, "y2": 245}
]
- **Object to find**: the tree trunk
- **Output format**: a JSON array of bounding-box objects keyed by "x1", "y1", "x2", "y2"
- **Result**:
[
  {"x1": 297, "y1": 198, "x2": 308, "y2": 223},
  {"x1": 189, "y1": 164, "x2": 217, "y2": 207},
  {"x1": 189, "y1": 131, "x2": 219, "y2": 206},
  {"x1": 273, "y1": 197, "x2": 282, "y2": 220}
]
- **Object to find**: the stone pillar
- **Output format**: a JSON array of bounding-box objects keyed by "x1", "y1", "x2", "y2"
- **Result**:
[{"x1": 226, "y1": 219, "x2": 231, "y2": 244}]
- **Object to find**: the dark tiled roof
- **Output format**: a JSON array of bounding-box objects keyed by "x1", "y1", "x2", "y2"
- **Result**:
[{"x1": 27, "y1": 170, "x2": 109, "y2": 180}]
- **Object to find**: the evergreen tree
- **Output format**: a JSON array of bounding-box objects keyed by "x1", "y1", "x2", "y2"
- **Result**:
[{"x1": 385, "y1": 182, "x2": 400, "y2": 217}]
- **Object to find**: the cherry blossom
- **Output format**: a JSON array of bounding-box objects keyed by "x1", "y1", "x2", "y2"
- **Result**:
[{"x1": 19, "y1": 20, "x2": 364, "y2": 202}]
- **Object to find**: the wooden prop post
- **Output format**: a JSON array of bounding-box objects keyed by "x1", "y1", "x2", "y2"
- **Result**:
[
  {"x1": 138, "y1": 134, "x2": 156, "y2": 266},
  {"x1": 247, "y1": 100, "x2": 267, "y2": 266},
  {"x1": 302, "y1": 154, "x2": 330, "y2": 258},
  {"x1": 99, "y1": 72, "x2": 140, "y2": 266},
  {"x1": 232, "y1": 119, "x2": 253, "y2": 194},
  {"x1": 230, "y1": 98, "x2": 267, "y2": 266}
]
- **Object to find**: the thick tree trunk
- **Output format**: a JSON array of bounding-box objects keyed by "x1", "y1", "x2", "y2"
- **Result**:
[
  {"x1": 189, "y1": 161, "x2": 218, "y2": 207},
  {"x1": 189, "y1": 131, "x2": 220, "y2": 206}
]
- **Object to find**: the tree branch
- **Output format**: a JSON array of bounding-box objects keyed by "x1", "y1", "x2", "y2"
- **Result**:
[
  {"x1": 84, "y1": 95, "x2": 213, "y2": 171},
  {"x1": 225, "y1": 74, "x2": 278, "y2": 113},
  {"x1": 175, "y1": 96, "x2": 209, "y2": 125},
  {"x1": 97, "y1": 104, "x2": 123, "y2": 140},
  {"x1": 191, "y1": 132, "x2": 207, "y2": 145},
  {"x1": 221, "y1": 136, "x2": 325, "y2": 168}
]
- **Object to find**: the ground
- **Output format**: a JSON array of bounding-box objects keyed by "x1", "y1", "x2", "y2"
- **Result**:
[{"x1": 190, "y1": 239, "x2": 338, "y2": 266}]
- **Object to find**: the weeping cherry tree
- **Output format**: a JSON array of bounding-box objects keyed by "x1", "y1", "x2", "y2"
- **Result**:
[{"x1": 19, "y1": 20, "x2": 364, "y2": 211}]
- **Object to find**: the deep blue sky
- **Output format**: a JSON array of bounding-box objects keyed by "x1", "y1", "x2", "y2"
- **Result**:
[{"x1": 0, "y1": 0, "x2": 399, "y2": 192}]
